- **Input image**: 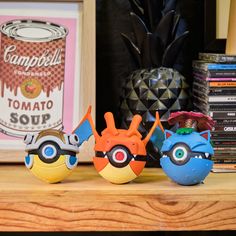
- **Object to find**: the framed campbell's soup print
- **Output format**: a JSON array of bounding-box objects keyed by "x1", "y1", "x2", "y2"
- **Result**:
[{"x1": 0, "y1": 0, "x2": 95, "y2": 162}]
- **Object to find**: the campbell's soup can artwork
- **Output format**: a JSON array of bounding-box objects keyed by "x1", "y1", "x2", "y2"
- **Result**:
[{"x1": 0, "y1": 19, "x2": 68, "y2": 137}]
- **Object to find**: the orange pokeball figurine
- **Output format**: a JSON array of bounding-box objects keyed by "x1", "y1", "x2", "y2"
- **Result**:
[{"x1": 87, "y1": 107, "x2": 163, "y2": 184}]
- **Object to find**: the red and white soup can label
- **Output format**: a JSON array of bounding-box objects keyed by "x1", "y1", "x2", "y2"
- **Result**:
[{"x1": 0, "y1": 19, "x2": 68, "y2": 137}]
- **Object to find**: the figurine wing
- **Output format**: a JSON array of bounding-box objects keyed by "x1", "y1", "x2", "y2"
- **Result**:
[
  {"x1": 72, "y1": 107, "x2": 94, "y2": 147},
  {"x1": 143, "y1": 112, "x2": 165, "y2": 151},
  {"x1": 150, "y1": 124, "x2": 165, "y2": 152}
]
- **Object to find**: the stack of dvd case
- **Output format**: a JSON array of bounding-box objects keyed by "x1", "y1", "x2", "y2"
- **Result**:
[{"x1": 193, "y1": 53, "x2": 236, "y2": 164}]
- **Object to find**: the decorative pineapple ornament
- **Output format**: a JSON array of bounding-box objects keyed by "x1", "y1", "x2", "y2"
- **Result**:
[{"x1": 120, "y1": 0, "x2": 191, "y2": 165}]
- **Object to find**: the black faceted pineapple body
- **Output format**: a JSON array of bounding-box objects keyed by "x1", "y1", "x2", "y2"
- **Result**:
[{"x1": 120, "y1": 0, "x2": 191, "y2": 164}]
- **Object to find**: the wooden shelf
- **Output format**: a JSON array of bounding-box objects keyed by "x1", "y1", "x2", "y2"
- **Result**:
[{"x1": 0, "y1": 164, "x2": 235, "y2": 231}]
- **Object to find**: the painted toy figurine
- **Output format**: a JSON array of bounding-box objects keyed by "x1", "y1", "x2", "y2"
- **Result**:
[
  {"x1": 155, "y1": 111, "x2": 215, "y2": 186},
  {"x1": 24, "y1": 109, "x2": 93, "y2": 183},
  {"x1": 86, "y1": 108, "x2": 164, "y2": 184}
]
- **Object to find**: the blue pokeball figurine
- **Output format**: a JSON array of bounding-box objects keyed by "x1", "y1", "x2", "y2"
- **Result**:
[
  {"x1": 24, "y1": 107, "x2": 93, "y2": 183},
  {"x1": 152, "y1": 111, "x2": 215, "y2": 186}
]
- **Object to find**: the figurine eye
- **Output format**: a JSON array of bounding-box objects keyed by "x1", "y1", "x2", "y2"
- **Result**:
[
  {"x1": 65, "y1": 155, "x2": 78, "y2": 169},
  {"x1": 24, "y1": 133, "x2": 34, "y2": 144},
  {"x1": 69, "y1": 134, "x2": 80, "y2": 145},
  {"x1": 173, "y1": 146, "x2": 188, "y2": 161},
  {"x1": 107, "y1": 145, "x2": 132, "y2": 168},
  {"x1": 167, "y1": 143, "x2": 191, "y2": 165},
  {"x1": 112, "y1": 149, "x2": 128, "y2": 163},
  {"x1": 32, "y1": 141, "x2": 76, "y2": 164},
  {"x1": 41, "y1": 144, "x2": 57, "y2": 159},
  {"x1": 25, "y1": 155, "x2": 34, "y2": 169}
]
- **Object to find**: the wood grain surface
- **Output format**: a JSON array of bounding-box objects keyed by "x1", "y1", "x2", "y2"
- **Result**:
[{"x1": 0, "y1": 165, "x2": 235, "y2": 231}]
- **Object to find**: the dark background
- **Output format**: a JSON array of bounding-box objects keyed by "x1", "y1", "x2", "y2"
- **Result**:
[{"x1": 96, "y1": 0, "x2": 205, "y2": 132}]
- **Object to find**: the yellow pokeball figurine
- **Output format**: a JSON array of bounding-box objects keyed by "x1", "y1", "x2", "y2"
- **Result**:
[{"x1": 24, "y1": 108, "x2": 93, "y2": 183}]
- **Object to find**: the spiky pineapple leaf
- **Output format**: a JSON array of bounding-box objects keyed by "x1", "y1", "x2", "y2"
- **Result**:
[
  {"x1": 162, "y1": 31, "x2": 189, "y2": 67},
  {"x1": 150, "y1": 35, "x2": 163, "y2": 67},
  {"x1": 141, "y1": 0, "x2": 163, "y2": 32},
  {"x1": 142, "y1": 32, "x2": 152, "y2": 68},
  {"x1": 125, "y1": 1, "x2": 189, "y2": 70},
  {"x1": 128, "y1": 0, "x2": 144, "y2": 19},
  {"x1": 154, "y1": 10, "x2": 175, "y2": 49},
  {"x1": 121, "y1": 33, "x2": 141, "y2": 67},
  {"x1": 171, "y1": 14, "x2": 180, "y2": 38},
  {"x1": 162, "y1": 0, "x2": 177, "y2": 15},
  {"x1": 130, "y1": 12, "x2": 148, "y2": 50},
  {"x1": 175, "y1": 18, "x2": 188, "y2": 38}
]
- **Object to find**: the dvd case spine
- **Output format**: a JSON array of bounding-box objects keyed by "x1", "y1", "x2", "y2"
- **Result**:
[
  {"x1": 192, "y1": 60, "x2": 236, "y2": 71},
  {"x1": 193, "y1": 68, "x2": 236, "y2": 78},
  {"x1": 193, "y1": 53, "x2": 236, "y2": 165},
  {"x1": 199, "y1": 53, "x2": 236, "y2": 63},
  {"x1": 210, "y1": 111, "x2": 236, "y2": 119}
]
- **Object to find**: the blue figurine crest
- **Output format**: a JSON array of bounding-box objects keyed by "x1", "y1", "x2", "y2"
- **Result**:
[{"x1": 152, "y1": 111, "x2": 215, "y2": 186}]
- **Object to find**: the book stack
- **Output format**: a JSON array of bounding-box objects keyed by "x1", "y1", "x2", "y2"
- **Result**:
[{"x1": 192, "y1": 53, "x2": 236, "y2": 166}]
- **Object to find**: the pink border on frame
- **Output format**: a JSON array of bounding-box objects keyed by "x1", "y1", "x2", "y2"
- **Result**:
[{"x1": 0, "y1": 15, "x2": 77, "y2": 140}]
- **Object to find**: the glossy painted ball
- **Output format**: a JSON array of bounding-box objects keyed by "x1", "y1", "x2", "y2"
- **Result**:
[
  {"x1": 93, "y1": 130, "x2": 147, "y2": 184},
  {"x1": 160, "y1": 130, "x2": 214, "y2": 185},
  {"x1": 24, "y1": 129, "x2": 79, "y2": 183}
]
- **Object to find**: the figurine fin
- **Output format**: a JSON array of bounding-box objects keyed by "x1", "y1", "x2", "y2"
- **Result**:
[
  {"x1": 72, "y1": 106, "x2": 97, "y2": 146},
  {"x1": 143, "y1": 112, "x2": 164, "y2": 147}
]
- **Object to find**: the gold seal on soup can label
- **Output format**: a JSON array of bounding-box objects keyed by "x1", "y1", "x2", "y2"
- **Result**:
[{"x1": 0, "y1": 19, "x2": 68, "y2": 137}]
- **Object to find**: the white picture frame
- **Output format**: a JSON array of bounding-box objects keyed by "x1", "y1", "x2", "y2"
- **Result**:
[{"x1": 0, "y1": 0, "x2": 95, "y2": 163}]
